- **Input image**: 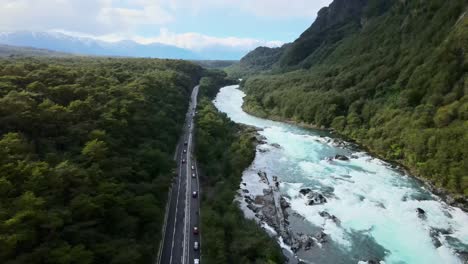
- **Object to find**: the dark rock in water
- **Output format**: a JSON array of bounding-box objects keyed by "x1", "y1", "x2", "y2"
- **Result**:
[
  {"x1": 242, "y1": 182, "x2": 247, "y2": 186},
  {"x1": 375, "y1": 202, "x2": 386, "y2": 209},
  {"x1": 271, "y1": 143, "x2": 281, "y2": 148},
  {"x1": 319, "y1": 211, "x2": 341, "y2": 224},
  {"x1": 247, "y1": 204, "x2": 260, "y2": 213},
  {"x1": 351, "y1": 155, "x2": 358, "y2": 159},
  {"x1": 307, "y1": 192, "x2": 327, "y2": 205},
  {"x1": 429, "y1": 229, "x2": 442, "y2": 248},
  {"x1": 254, "y1": 134, "x2": 267, "y2": 143},
  {"x1": 367, "y1": 260, "x2": 383, "y2": 264},
  {"x1": 258, "y1": 148, "x2": 268, "y2": 153},
  {"x1": 315, "y1": 230, "x2": 328, "y2": 243},
  {"x1": 429, "y1": 228, "x2": 454, "y2": 249},
  {"x1": 417, "y1": 208, "x2": 426, "y2": 219},
  {"x1": 299, "y1": 188, "x2": 312, "y2": 196},
  {"x1": 455, "y1": 250, "x2": 468, "y2": 262},
  {"x1": 280, "y1": 197, "x2": 290, "y2": 209},
  {"x1": 242, "y1": 189, "x2": 249, "y2": 193},
  {"x1": 298, "y1": 234, "x2": 315, "y2": 250},
  {"x1": 335, "y1": 154, "x2": 350, "y2": 161}
]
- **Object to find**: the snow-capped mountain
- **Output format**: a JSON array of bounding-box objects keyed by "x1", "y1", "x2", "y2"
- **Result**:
[{"x1": 0, "y1": 31, "x2": 200, "y2": 59}]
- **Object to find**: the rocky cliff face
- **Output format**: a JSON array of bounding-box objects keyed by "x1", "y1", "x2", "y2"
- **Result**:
[
  {"x1": 280, "y1": 0, "x2": 369, "y2": 66},
  {"x1": 228, "y1": 0, "x2": 373, "y2": 75}
]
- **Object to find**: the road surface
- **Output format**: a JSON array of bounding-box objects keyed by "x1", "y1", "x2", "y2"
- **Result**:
[{"x1": 158, "y1": 85, "x2": 201, "y2": 264}]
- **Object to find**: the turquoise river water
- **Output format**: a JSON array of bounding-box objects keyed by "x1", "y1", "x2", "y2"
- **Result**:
[{"x1": 213, "y1": 85, "x2": 468, "y2": 264}]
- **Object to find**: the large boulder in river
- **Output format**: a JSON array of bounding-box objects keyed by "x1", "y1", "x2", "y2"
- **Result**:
[
  {"x1": 334, "y1": 154, "x2": 350, "y2": 161},
  {"x1": 280, "y1": 197, "x2": 290, "y2": 210},
  {"x1": 299, "y1": 188, "x2": 327, "y2": 205},
  {"x1": 416, "y1": 208, "x2": 426, "y2": 219},
  {"x1": 319, "y1": 211, "x2": 340, "y2": 225},
  {"x1": 315, "y1": 230, "x2": 328, "y2": 243},
  {"x1": 307, "y1": 192, "x2": 327, "y2": 205},
  {"x1": 271, "y1": 143, "x2": 281, "y2": 148},
  {"x1": 299, "y1": 188, "x2": 312, "y2": 196}
]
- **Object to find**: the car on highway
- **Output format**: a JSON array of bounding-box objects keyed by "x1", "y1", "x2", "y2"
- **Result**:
[
  {"x1": 194, "y1": 258, "x2": 199, "y2": 264},
  {"x1": 184, "y1": 141, "x2": 188, "y2": 145},
  {"x1": 194, "y1": 241, "x2": 199, "y2": 251},
  {"x1": 192, "y1": 191, "x2": 197, "y2": 198},
  {"x1": 193, "y1": 226, "x2": 198, "y2": 235},
  {"x1": 192, "y1": 173, "x2": 196, "y2": 178},
  {"x1": 183, "y1": 149, "x2": 187, "y2": 153},
  {"x1": 182, "y1": 159, "x2": 186, "y2": 163},
  {"x1": 191, "y1": 165, "x2": 195, "y2": 170}
]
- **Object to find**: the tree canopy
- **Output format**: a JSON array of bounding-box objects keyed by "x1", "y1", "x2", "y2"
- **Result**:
[{"x1": 0, "y1": 57, "x2": 204, "y2": 263}]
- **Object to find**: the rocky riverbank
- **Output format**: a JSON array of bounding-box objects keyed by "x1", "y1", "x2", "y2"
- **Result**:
[
  {"x1": 238, "y1": 134, "x2": 468, "y2": 263},
  {"x1": 241, "y1": 105, "x2": 468, "y2": 212}
]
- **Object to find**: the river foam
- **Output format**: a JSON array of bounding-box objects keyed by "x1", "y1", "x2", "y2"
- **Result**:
[{"x1": 214, "y1": 85, "x2": 468, "y2": 264}]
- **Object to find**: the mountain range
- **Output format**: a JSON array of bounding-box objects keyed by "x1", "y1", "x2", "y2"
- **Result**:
[{"x1": 0, "y1": 31, "x2": 245, "y2": 60}]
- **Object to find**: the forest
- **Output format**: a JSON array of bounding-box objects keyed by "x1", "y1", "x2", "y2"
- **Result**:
[
  {"x1": 0, "y1": 57, "x2": 204, "y2": 263},
  {"x1": 195, "y1": 72, "x2": 284, "y2": 263},
  {"x1": 237, "y1": 0, "x2": 468, "y2": 198}
]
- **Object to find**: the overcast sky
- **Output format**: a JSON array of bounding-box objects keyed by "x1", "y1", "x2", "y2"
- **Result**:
[{"x1": 0, "y1": 0, "x2": 333, "y2": 52}]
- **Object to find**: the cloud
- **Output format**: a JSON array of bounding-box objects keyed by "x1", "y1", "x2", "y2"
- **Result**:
[
  {"x1": 56, "y1": 28, "x2": 283, "y2": 52},
  {"x1": 169, "y1": 0, "x2": 333, "y2": 18},
  {"x1": 0, "y1": 0, "x2": 173, "y2": 34},
  {"x1": 0, "y1": 0, "x2": 332, "y2": 35},
  {"x1": 98, "y1": 0, "x2": 173, "y2": 29},
  {"x1": 132, "y1": 29, "x2": 283, "y2": 51},
  {"x1": 0, "y1": 0, "x2": 329, "y2": 57}
]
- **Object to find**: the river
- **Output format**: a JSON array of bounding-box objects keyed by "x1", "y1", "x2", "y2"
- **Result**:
[{"x1": 213, "y1": 85, "x2": 468, "y2": 264}]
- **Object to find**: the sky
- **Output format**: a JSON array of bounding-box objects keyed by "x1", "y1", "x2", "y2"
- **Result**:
[{"x1": 0, "y1": 0, "x2": 333, "y2": 56}]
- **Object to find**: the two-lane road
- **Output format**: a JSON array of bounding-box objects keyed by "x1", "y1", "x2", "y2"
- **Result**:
[{"x1": 158, "y1": 85, "x2": 201, "y2": 264}]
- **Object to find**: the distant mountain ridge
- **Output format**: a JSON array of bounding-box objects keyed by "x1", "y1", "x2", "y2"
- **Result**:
[
  {"x1": 0, "y1": 44, "x2": 74, "y2": 57},
  {"x1": 0, "y1": 31, "x2": 200, "y2": 59}
]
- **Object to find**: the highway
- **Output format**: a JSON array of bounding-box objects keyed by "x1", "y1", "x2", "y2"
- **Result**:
[{"x1": 158, "y1": 85, "x2": 201, "y2": 264}]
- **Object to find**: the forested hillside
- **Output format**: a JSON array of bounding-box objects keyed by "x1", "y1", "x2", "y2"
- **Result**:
[
  {"x1": 238, "y1": 0, "x2": 468, "y2": 198},
  {"x1": 0, "y1": 44, "x2": 72, "y2": 58},
  {"x1": 0, "y1": 57, "x2": 203, "y2": 263},
  {"x1": 195, "y1": 72, "x2": 284, "y2": 263}
]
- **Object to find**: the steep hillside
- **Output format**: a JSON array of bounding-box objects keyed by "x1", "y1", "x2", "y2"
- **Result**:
[
  {"x1": 227, "y1": 0, "x2": 381, "y2": 76},
  {"x1": 240, "y1": 0, "x2": 468, "y2": 198},
  {"x1": 225, "y1": 45, "x2": 287, "y2": 77}
]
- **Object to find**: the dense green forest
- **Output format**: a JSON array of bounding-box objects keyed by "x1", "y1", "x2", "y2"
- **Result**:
[
  {"x1": 236, "y1": 0, "x2": 468, "y2": 197},
  {"x1": 0, "y1": 57, "x2": 203, "y2": 263},
  {"x1": 195, "y1": 73, "x2": 284, "y2": 263}
]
